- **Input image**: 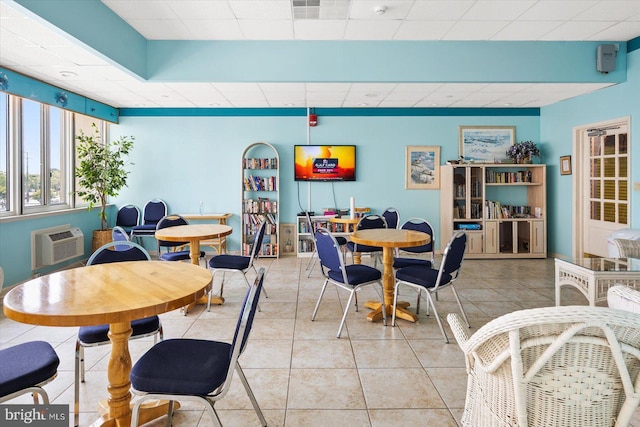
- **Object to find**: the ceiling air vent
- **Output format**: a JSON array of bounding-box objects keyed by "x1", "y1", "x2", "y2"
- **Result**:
[{"x1": 292, "y1": 0, "x2": 350, "y2": 20}]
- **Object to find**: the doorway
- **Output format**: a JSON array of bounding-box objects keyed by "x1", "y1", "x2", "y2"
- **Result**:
[{"x1": 574, "y1": 117, "x2": 630, "y2": 258}]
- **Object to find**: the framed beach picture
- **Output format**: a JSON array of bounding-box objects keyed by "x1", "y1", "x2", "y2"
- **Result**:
[
  {"x1": 459, "y1": 126, "x2": 516, "y2": 163},
  {"x1": 405, "y1": 146, "x2": 440, "y2": 190}
]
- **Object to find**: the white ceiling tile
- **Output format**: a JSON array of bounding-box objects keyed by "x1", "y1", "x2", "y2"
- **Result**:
[
  {"x1": 574, "y1": 1, "x2": 640, "y2": 21},
  {"x1": 540, "y1": 20, "x2": 617, "y2": 40},
  {"x1": 1, "y1": 0, "x2": 637, "y2": 109},
  {"x1": 294, "y1": 20, "x2": 347, "y2": 39},
  {"x1": 306, "y1": 83, "x2": 351, "y2": 92},
  {"x1": 344, "y1": 20, "x2": 402, "y2": 39},
  {"x1": 349, "y1": 83, "x2": 396, "y2": 92},
  {"x1": 239, "y1": 20, "x2": 294, "y2": 39},
  {"x1": 102, "y1": 1, "x2": 178, "y2": 20},
  {"x1": 406, "y1": 1, "x2": 475, "y2": 20},
  {"x1": 462, "y1": 1, "x2": 537, "y2": 21},
  {"x1": 443, "y1": 21, "x2": 509, "y2": 40},
  {"x1": 184, "y1": 20, "x2": 244, "y2": 40},
  {"x1": 491, "y1": 21, "x2": 564, "y2": 40},
  {"x1": 349, "y1": 1, "x2": 413, "y2": 20},
  {"x1": 229, "y1": 1, "x2": 292, "y2": 20},
  {"x1": 394, "y1": 20, "x2": 456, "y2": 39},
  {"x1": 166, "y1": 1, "x2": 236, "y2": 20},
  {"x1": 588, "y1": 22, "x2": 640, "y2": 41},
  {"x1": 127, "y1": 19, "x2": 192, "y2": 39},
  {"x1": 518, "y1": 1, "x2": 599, "y2": 21}
]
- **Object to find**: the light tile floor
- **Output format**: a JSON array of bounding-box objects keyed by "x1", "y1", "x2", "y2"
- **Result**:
[{"x1": 0, "y1": 256, "x2": 621, "y2": 426}]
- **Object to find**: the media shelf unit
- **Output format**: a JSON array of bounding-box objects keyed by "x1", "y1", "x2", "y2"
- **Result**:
[
  {"x1": 440, "y1": 164, "x2": 547, "y2": 259},
  {"x1": 241, "y1": 142, "x2": 279, "y2": 257},
  {"x1": 295, "y1": 209, "x2": 369, "y2": 258}
]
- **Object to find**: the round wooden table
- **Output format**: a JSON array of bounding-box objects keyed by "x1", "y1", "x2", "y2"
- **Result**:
[
  {"x1": 349, "y1": 228, "x2": 430, "y2": 323},
  {"x1": 3, "y1": 261, "x2": 212, "y2": 427},
  {"x1": 154, "y1": 223, "x2": 232, "y2": 265}
]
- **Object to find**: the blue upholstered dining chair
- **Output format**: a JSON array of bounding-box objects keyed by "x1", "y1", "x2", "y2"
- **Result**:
[
  {"x1": 156, "y1": 214, "x2": 206, "y2": 263},
  {"x1": 393, "y1": 218, "x2": 436, "y2": 315},
  {"x1": 75, "y1": 241, "x2": 163, "y2": 427},
  {"x1": 382, "y1": 207, "x2": 400, "y2": 229},
  {"x1": 346, "y1": 214, "x2": 387, "y2": 267},
  {"x1": 312, "y1": 227, "x2": 386, "y2": 338},
  {"x1": 115, "y1": 204, "x2": 140, "y2": 235},
  {"x1": 392, "y1": 230, "x2": 469, "y2": 343},
  {"x1": 111, "y1": 225, "x2": 131, "y2": 251},
  {"x1": 0, "y1": 341, "x2": 60, "y2": 405},
  {"x1": 305, "y1": 211, "x2": 347, "y2": 277},
  {"x1": 130, "y1": 198, "x2": 167, "y2": 242},
  {"x1": 207, "y1": 220, "x2": 268, "y2": 311},
  {"x1": 130, "y1": 268, "x2": 268, "y2": 427}
]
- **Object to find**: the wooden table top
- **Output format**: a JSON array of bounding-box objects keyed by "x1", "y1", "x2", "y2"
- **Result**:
[
  {"x1": 155, "y1": 223, "x2": 232, "y2": 242},
  {"x1": 2, "y1": 261, "x2": 212, "y2": 327},
  {"x1": 179, "y1": 213, "x2": 232, "y2": 221},
  {"x1": 350, "y1": 228, "x2": 430, "y2": 248}
]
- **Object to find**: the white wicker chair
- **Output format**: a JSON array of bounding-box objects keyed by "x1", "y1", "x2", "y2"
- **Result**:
[
  {"x1": 614, "y1": 238, "x2": 640, "y2": 258},
  {"x1": 608, "y1": 284, "x2": 640, "y2": 314},
  {"x1": 447, "y1": 306, "x2": 640, "y2": 427}
]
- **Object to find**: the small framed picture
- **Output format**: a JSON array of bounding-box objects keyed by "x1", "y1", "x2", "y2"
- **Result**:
[
  {"x1": 459, "y1": 125, "x2": 516, "y2": 162},
  {"x1": 560, "y1": 155, "x2": 572, "y2": 175},
  {"x1": 405, "y1": 146, "x2": 440, "y2": 190}
]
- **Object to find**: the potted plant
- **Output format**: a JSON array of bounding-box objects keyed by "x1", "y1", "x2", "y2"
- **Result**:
[
  {"x1": 506, "y1": 140, "x2": 540, "y2": 164},
  {"x1": 75, "y1": 123, "x2": 134, "y2": 250}
]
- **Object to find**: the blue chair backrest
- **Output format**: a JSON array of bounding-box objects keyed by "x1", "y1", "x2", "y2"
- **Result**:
[
  {"x1": 442, "y1": 231, "x2": 467, "y2": 276},
  {"x1": 315, "y1": 228, "x2": 343, "y2": 273},
  {"x1": 382, "y1": 208, "x2": 400, "y2": 229},
  {"x1": 357, "y1": 214, "x2": 387, "y2": 231},
  {"x1": 87, "y1": 241, "x2": 151, "y2": 265},
  {"x1": 248, "y1": 221, "x2": 267, "y2": 262},
  {"x1": 116, "y1": 204, "x2": 140, "y2": 228},
  {"x1": 232, "y1": 267, "x2": 265, "y2": 357},
  {"x1": 400, "y1": 218, "x2": 434, "y2": 254},
  {"x1": 112, "y1": 226, "x2": 131, "y2": 251},
  {"x1": 156, "y1": 215, "x2": 188, "y2": 248},
  {"x1": 143, "y1": 199, "x2": 167, "y2": 225}
]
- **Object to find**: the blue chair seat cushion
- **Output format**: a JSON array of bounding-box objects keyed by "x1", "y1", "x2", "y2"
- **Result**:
[
  {"x1": 130, "y1": 339, "x2": 231, "y2": 395},
  {"x1": 346, "y1": 242, "x2": 382, "y2": 253},
  {"x1": 328, "y1": 264, "x2": 381, "y2": 285},
  {"x1": 335, "y1": 236, "x2": 347, "y2": 245},
  {"x1": 78, "y1": 316, "x2": 161, "y2": 345},
  {"x1": 0, "y1": 341, "x2": 60, "y2": 398},
  {"x1": 396, "y1": 265, "x2": 451, "y2": 289},
  {"x1": 393, "y1": 258, "x2": 432, "y2": 269},
  {"x1": 209, "y1": 254, "x2": 250, "y2": 270},
  {"x1": 160, "y1": 250, "x2": 205, "y2": 262}
]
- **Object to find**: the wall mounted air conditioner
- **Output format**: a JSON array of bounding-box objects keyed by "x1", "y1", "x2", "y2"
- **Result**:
[{"x1": 31, "y1": 224, "x2": 84, "y2": 270}]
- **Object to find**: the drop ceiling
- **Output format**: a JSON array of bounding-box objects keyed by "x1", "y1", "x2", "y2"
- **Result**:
[{"x1": 1, "y1": 0, "x2": 639, "y2": 109}]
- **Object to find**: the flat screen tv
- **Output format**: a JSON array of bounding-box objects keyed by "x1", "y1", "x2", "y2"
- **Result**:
[{"x1": 294, "y1": 145, "x2": 356, "y2": 182}]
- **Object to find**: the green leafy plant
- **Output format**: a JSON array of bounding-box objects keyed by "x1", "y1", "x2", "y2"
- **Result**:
[
  {"x1": 506, "y1": 140, "x2": 540, "y2": 163},
  {"x1": 75, "y1": 124, "x2": 134, "y2": 231}
]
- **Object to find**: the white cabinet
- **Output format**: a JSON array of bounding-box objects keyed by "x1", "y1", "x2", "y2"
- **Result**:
[
  {"x1": 441, "y1": 164, "x2": 547, "y2": 259},
  {"x1": 241, "y1": 142, "x2": 279, "y2": 257}
]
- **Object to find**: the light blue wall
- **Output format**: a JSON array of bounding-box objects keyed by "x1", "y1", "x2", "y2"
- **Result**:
[
  {"x1": 0, "y1": 209, "x2": 104, "y2": 287},
  {"x1": 540, "y1": 48, "x2": 640, "y2": 257},
  {"x1": 110, "y1": 113, "x2": 539, "y2": 254}
]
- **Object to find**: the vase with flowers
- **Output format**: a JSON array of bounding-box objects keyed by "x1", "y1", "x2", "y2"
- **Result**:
[{"x1": 506, "y1": 140, "x2": 540, "y2": 164}]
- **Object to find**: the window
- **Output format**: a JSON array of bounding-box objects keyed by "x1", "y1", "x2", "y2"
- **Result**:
[
  {"x1": 20, "y1": 99, "x2": 69, "y2": 213},
  {"x1": 0, "y1": 92, "x2": 108, "y2": 218},
  {"x1": 0, "y1": 93, "x2": 8, "y2": 213}
]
